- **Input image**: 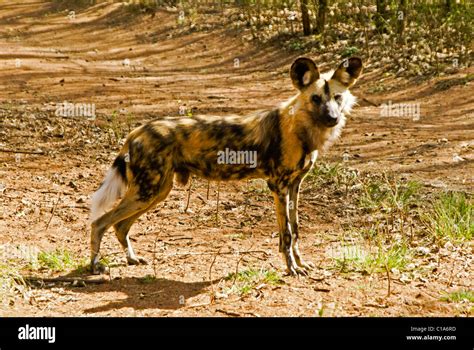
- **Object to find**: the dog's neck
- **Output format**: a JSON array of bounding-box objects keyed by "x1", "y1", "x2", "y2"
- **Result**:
[{"x1": 279, "y1": 101, "x2": 346, "y2": 155}]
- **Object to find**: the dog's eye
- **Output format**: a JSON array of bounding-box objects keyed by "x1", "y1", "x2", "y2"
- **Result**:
[
  {"x1": 334, "y1": 94, "x2": 343, "y2": 103},
  {"x1": 311, "y1": 95, "x2": 322, "y2": 104}
]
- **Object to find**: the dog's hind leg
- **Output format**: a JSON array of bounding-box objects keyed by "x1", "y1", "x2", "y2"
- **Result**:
[
  {"x1": 113, "y1": 208, "x2": 152, "y2": 266},
  {"x1": 90, "y1": 173, "x2": 173, "y2": 274},
  {"x1": 90, "y1": 190, "x2": 152, "y2": 274},
  {"x1": 113, "y1": 174, "x2": 174, "y2": 266}
]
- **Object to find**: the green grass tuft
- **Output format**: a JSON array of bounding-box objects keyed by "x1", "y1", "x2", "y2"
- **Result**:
[
  {"x1": 139, "y1": 274, "x2": 157, "y2": 284},
  {"x1": 441, "y1": 290, "x2": 474, "y2": 303},
  {"x1": 359, "y1": 176, "x2": 421, "y2": 213},
  {"x1": 341, "y1": 46, "x2": 359, "y2": 58},
  {"x1": 0, "y1": 263, "x2": 27, "y2": 306},
  {"x1": 225, "y1": 268, "x2": 284, "y2": 295},
  {"x1": 309, "y1": 162, "x2": 343, "y2": 185},
  {"x1": 33, "y1": 249, "x2": 84, "y2": 272},
  {"x1": 424, "y1": 192, "x2": 473, "y2": 242},
  {"x1": 333, "y1": 241, "x2": 411, "y2": 274}
]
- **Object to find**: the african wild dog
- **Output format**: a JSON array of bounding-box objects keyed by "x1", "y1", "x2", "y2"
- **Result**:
[{"x1": 90, "y1": 57, "x2": 363, "y2": 275}]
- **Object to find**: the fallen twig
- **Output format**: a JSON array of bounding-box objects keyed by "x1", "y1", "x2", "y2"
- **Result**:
[
  {"x1": 216, "y1": 308, "x2": 241, "y2": 317},
  {"x1": 139, "y1": 291, "x2": 163, "y2": 298},
  {"x1": 60, "y1": 205, "x2": 89, "y2": 210},
  {"x1": 152, "y1": 225, "x2": 165, "y2": 278},
  {"x1": 196, "y1": 194, "x2": 207, "y2": 203},
  {"x1": 184, "y1": 179, "x2": 192, "y2": 213},
  {"x1": 215, "y1": 181, "x2": 221, "y2": 225},
  {"x1": 165, "y1": 249, "x2": 268, "y2": 258},
  {"x1": 208, "y1": 247, "x2": 224, "y2": 304},
  {"x1": 232, "y1": 243, "x2": 255, "y2": 287},
  {"x1": 45, "y1": 193, "x2": 61, "y2": 230},
  {"x1": 246, "y1": 252, "x2": 267, "y2": 261},
  {"x1": 22, "y1": 275, "x2": 109, "y2": 284},
  {"x1": 0, "y1": 148, "x2": 46, "y2": 155},
  {"x1": 208, "y1": 247, "x2": 222, "y2": 283},
  {"x1": 385, "y1": 263, "x2": 391, "y2": 297},
  {"x1": 308, "y1": 276, "x2": 325, "y2": 283},
  {"x1": 364, "y1": 302, "x2": 388, "y2": 309},
  {"x1": 167, "y1": 236, "x2": 193, "y2": 242},
  {"x1": 187, "y1": 301, "x2": 211, "y2": 309},
  {"x1": 361, "y1": 97, "x2": 379, "y2": 107},
  {"x1": 19, "y1": 188, "x2": 73, "y2": 195},
  {"x1": 307, "y1": 201, "x2": 330, "y2": 207}
]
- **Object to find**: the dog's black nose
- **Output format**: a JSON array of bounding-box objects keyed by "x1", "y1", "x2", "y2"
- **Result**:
[{"x1": 325, "y1": 115, "x2": 338, "y2": 126}]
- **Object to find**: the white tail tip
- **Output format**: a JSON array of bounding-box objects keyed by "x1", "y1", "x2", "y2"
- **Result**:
[{"x1": 90, "y1": 167, "x2": 126, "y2": 223}]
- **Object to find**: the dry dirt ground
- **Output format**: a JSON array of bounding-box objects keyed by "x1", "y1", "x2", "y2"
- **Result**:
[{"x1": 0, "y1": 1, "x2": 473, "y2": 317}]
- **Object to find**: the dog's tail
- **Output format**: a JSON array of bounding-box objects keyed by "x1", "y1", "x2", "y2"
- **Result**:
[{"x1": 90, "y1": 154, "x2": 128, "y2": 223}]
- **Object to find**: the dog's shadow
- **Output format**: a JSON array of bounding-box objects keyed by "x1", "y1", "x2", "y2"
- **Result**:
[{"x1": 52, "y1": 268, "x2": 218, "y2": 314}]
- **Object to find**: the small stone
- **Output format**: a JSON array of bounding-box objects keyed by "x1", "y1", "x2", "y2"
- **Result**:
[
  {"x1": 444, "y1": 241, "x2": 454, "y2": 251},
  {"x1": 215, "y1": 292, "x2": 228, "y2": 299},
  {"x1": 416, "y1": 247, "x2": 430, "y2": 255},
  {"x1": 400, "y1": 273, "x2": 412, "y2": 283},
  {"x1": 68, "y1": 181, "x2": 78, "y2": 190},
  {"x1": 452, "y1": 154, "x2": 464, "y2": 162}
]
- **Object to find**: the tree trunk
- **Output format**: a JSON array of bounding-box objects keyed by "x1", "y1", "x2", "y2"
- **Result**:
[
  {"x1": 397, "y1": 0, "x2": 407, "y2": 38},
  {"x1": 376, "y1": 0, "x2": 389, "y2": 33},
  {"x1": 314, "y1": 0, "x2": 327, "y2": 34},
  {"x1": 300, "y1": 0, "x2": 311, "y2": 36},
  {"x1": 445, "y1": 0, "x2": 453, "y2": 12}
]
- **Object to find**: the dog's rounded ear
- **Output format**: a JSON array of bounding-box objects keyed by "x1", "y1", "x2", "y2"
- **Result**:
[
  {"x1": 290, "y1": 57, "x2": 319, "y2": 91},
  {"x1": 332, "y1": 57, "x2": 363, "y2": 87}
]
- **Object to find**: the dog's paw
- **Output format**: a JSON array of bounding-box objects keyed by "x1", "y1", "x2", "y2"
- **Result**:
[
  {"x1": 297, "y1": 260, "x2": 315, "y2": 272},
  {"x1": 90, "y1": 262, "x2": 109, "y2": 275},
  {"x1": 127, "y1": 255, "x2": 148, "y2": 266},
  {"x1": 286, "y1": 265, "x2": 309, "y2": 277}
]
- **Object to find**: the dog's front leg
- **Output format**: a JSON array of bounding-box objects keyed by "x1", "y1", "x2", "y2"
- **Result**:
[
  {"x1": 289, "y1": 176, "x2": 314, "y2": 272},
  {"x1": 268, "y1": 180, "x2": 308, "y2": 276}
]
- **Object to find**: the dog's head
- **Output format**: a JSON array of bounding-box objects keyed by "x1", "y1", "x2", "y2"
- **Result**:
[{"x1": 290, "y1": 57, "x2": 362, "y2": 127}]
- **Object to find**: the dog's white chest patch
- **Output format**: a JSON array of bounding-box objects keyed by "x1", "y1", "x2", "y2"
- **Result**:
[{"x1": 303, "y1": 150, "x2": 318, "y2": 171}]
